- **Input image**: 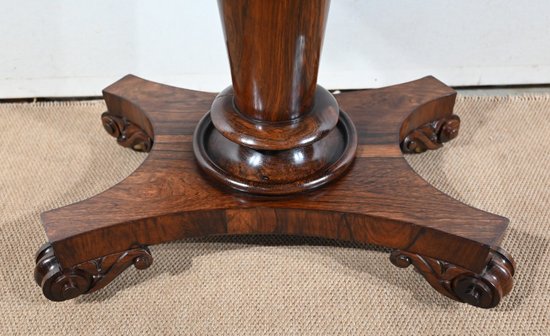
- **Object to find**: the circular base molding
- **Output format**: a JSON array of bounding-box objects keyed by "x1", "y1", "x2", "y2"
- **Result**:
[{"x1": 193, "y1": 110, "x2": 357, "y2": 195}]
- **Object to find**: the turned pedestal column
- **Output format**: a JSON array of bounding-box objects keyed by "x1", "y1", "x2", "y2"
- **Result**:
[
  {"x1": 34, "y1": 0, "x2": 515, "y2": 308},
  {"x1": 195, "y1": 0, "x2": 356, "y2": 194}
]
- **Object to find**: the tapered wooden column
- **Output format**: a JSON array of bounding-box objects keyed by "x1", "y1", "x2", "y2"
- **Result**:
[
  {"x1": 218, "y1": 0, "x2": 330, "y2": 121},
  {"x1": 33, "y1": 0, "x2": 515, "y2": 308},
  {"x1": 194, "y1": 0, "x2": 357, "y2": 194}
]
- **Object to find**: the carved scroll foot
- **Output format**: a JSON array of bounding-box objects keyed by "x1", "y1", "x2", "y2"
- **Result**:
[
  {"x1": 35, "y1": 76, "x2": 514, "y2": 306},
  {"x1": 390, "y1": 248, "x2": 515, "y2": 308},
  {"x1": 101, "y1": 112, "x2": 153, "y2": 152},
  {"x1": 34, "y1": 243, "x2": 153, "y2": 302},
  {"x1": 401, "y1": 115, "x2": 460, "y2": 153}
]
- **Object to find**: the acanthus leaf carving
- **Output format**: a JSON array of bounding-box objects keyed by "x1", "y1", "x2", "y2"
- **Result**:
[
  {"x1": 390, "y1": 248, "x2": 514, "y2": 308},
  {"x1": 34, "y1": 243, "x2": 153, "y2": 302}
]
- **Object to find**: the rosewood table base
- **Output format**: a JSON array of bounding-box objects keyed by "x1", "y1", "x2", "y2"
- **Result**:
[{"x1": 34, "y1": 75, "x2": 514, "y2": 308}]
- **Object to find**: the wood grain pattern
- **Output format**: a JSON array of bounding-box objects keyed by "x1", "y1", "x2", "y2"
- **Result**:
[
  {"x1": 203, "y1": 0, "x2": 354, "y2": 194},
  {"x1": 101, "y1": 112, "x2": 153, "y2": 152},
  {"x1": 34, "y1": 75, "x2": 515, "y2": 307},
  {"x1": 35, "y1": 243, "x2": 152, "y2": 302},
  {"x1": 390, "y1": 248, "x2": 515, "y2": 308},
  {"x1": 401, "y1": 115, "x2": 460, "y2": 153},
  {"x1": 32, "y1": 0, "x2": 514, "y2": 307},
  {"x1": 218, "y1": 0, "x2": 331, "y2": 122},
  {"x1": 194, "y1": 108, "x2": 357, "y2": 195},
  {"x1": 209, "y1": 85, "x2": 340, "y2": 150}
]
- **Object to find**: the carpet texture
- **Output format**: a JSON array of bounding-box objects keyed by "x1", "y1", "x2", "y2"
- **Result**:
[{"x1": 0, "y1": 95, "x2": 549, "y2": 335}]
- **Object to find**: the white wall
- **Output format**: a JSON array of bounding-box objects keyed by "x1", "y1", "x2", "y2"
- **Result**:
[{"x1": 1, "y1": 0, "x2": 550, "y2": 98}]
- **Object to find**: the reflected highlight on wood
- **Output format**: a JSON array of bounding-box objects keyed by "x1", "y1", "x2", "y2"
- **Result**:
[
  {"x1": 390, "y1": 248, "x2": 515, "y2": 308},
  {"x1": 33, "y1": 75, "x2": 515, "y2": 307},
  {"x1": 33, "y1": 0, "x2": 514, "y2": 308},
  {"x1": 401, "y1": 115, "x2": 461, "y2": 154},
  {"x1": 218, "y1": 0, "x2": 331, "y2": 121},
  {"x1": 35, "y1": 243, "x2": 152, "y2": 302},
  {"x1": 101, "y1": 112, "x2": 153, "y2": 152},
  {"x1": 194, "y1": 107, "x2": 357, "y2": 195},
  {"x1": 205, "y1": 0, "x2": 353, "y2": 194},
  {"x1": 209, "y1": 85, "x2": 340, "y2": 150}
]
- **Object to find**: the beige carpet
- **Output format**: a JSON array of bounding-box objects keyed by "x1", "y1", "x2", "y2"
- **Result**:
[{"x1": 0, "y1": 95, "x2": 549, "y2": 335}]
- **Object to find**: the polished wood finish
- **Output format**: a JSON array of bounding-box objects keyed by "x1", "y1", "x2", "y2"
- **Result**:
[
  {"x1": 390, "y1": 248, "x2": 515, "y2": 308},
  {"x1": 401, "y1": 115, "x2": 461, "y2": 153},
  {"x1": 218, "y1": 0, "x2": 331, "y2": 122},
  {"x1": 35, "y1": 243, "x2": 152, "y2": 302},
  {"x1": 199, "y1": 0, "x2": 355, "y2": 194},
  {"x1": 33, "y1": 0, "x2": 515, "y2": 308},
  {"x1": 101, "y1": 112, "x2": 153, "y2": 152},
  {"x1": 210, "y1": 85, "x2": 339, "y2": 150},
  {"x1": 194, "y1": 108, "x2": 357, "y2": 195},
  {"x1": 34, "y1": 75, "x2": 515, "y2": 308}
]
